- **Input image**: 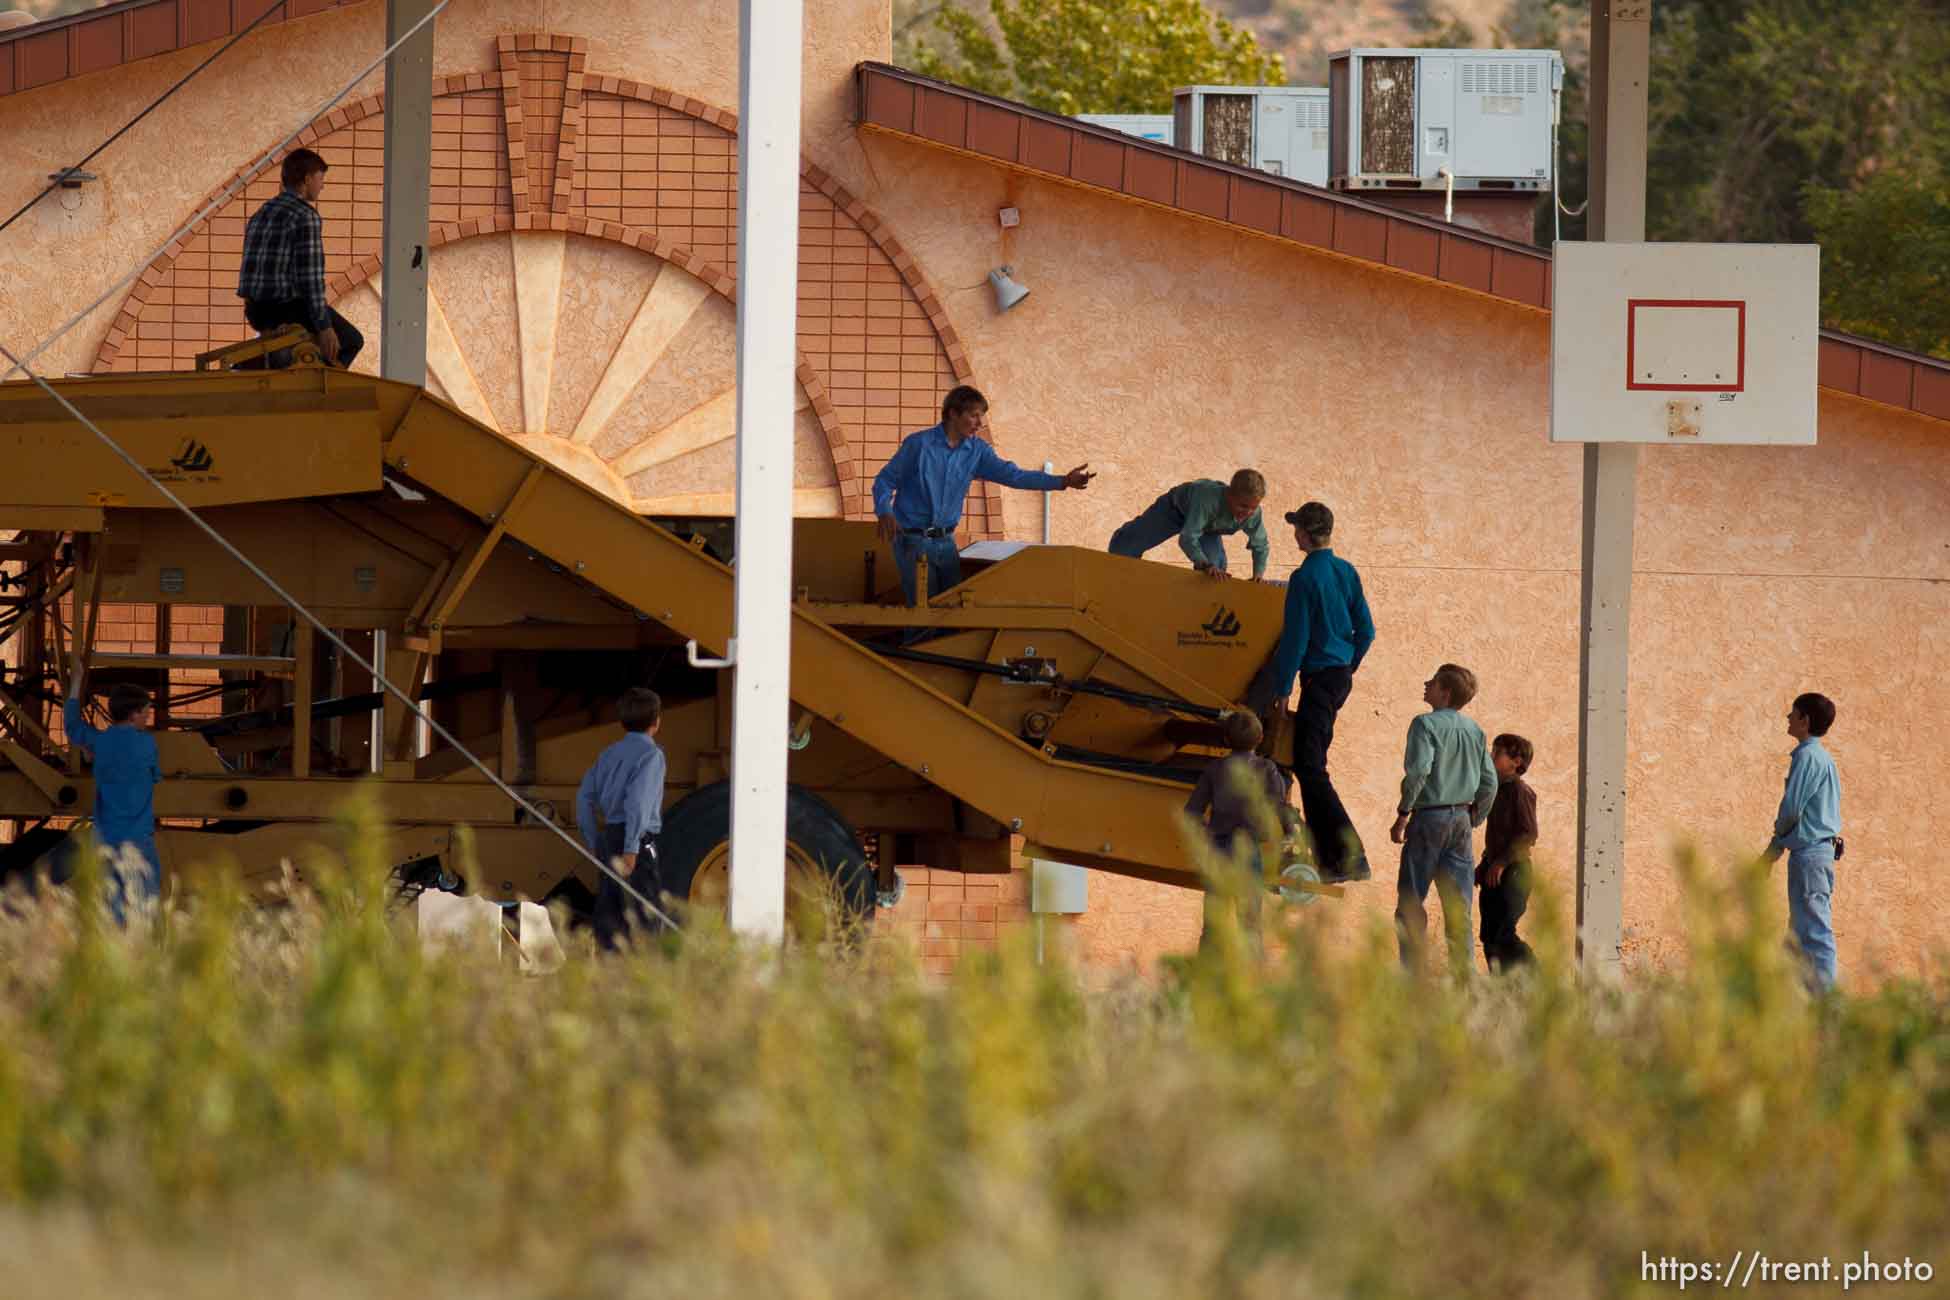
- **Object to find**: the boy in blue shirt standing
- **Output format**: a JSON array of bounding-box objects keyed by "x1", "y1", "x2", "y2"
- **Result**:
[
  {"x1": 576, "y1": 687, "x2": 669, "y2": 949},
  {"x1": 1763, "y1": 692, "x2": 1843, "y2": 991},
  {"x1": 63, "y1": 678, "x2": 162, "y2": 913}
]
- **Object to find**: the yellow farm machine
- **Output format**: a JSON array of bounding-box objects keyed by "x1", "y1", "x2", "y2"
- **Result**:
[{"x1": 0, "y1": 355, "x2": 1318, "y2": 924}]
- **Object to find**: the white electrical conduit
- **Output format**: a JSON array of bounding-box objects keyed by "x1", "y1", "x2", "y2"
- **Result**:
[
  {"x1": 0, "y1": 6, "x2": 677, "y2": 931},
  {"x1": 1550, "y1": 85, "x2": 1588, "y2": 248}
]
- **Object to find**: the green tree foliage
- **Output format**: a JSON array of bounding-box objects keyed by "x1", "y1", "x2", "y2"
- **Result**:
[
  {"x1": 907, "y1": 0, "x2": 1284, "y2": 116},
  {"x1": 1644, "y1": 0, "x2": 1949, "y2": 245},
  {"x1": 1389, "y1": 0, "x2": 1950, "y2": 356},
  {"x1": 1807, "y1": 171, "x2": 1950, "y2": 357}
]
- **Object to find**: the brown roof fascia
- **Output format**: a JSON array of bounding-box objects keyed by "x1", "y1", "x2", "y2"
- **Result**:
[
  {"x1": 0, "y1": 0, "x2": 368, "y2": 101},
  {"x1": 856, "y1": 61, "x2": 1950, "y2": 424},
  {"x1": 856, "y1": 61, "x2": 1552, "y2": 312}
]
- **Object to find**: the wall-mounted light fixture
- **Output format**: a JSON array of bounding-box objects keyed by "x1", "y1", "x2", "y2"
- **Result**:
[{"x1": 989, "y1": 265, "x2": 1030, "y2": 312}]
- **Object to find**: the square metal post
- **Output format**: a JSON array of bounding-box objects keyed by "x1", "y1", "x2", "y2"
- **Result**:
[
  {"x1": 727, "y1": 0, "x2": 805, "y2": 940},
  {"x1": 1575, "y1": 1, "x2": 1651, "y2": 980},
  {"x1": 379, "y1": 0, "x2": 437, "y2": 385}
]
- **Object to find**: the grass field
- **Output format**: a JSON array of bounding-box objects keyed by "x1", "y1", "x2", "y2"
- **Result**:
[{"x1": 0, "y1": 796, "x2": 1944, "y2": 1298}]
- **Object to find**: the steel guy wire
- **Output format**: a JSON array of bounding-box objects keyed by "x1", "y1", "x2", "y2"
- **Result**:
[
  {"x1": 0, "y1": 334, "x2": 680, "y2": 929},
  {"x1": 0, "y1": 3, "x2": 677, "y2": 930},
  {"x1": 0, "y1": 0, "x2": 290, "y2": 241},
  {"x1": 2, "y1": 0, "x2": 450, "y2": 385}
]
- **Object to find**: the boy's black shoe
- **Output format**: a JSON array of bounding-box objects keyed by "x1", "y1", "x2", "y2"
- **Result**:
[{"x1": 1319, "y1": 855, "x2": 1372, "y2": 884}]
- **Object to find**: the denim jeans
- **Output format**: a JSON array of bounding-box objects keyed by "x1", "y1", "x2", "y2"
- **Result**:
[
  {"x1": 1107, "y1": 492, "x2": 1228, "y2": 571},
  {"x1": 1786, "y1": 842, "x2": 1837, "y2": 991},
  {"x1": 892, "y1": 532, "x2": 963, "y2": 606},
  {"x1": 1396, "y1": 807, "x2": 1474, "y2": 970},
  {"x1": 101, "y1": 837, "x2": 160, "y2": 925}
]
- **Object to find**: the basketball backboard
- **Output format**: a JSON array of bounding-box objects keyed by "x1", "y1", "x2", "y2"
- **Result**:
[{"x1": 1550, "y1": 242, "x2": 1819, "y2": 445}]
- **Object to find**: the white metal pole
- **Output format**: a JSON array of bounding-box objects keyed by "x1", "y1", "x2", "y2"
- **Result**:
[
  {"x1": 726, "y1": 0, "x2": 803, "y2": 940},
  {"x1": 379, "y1": 0, "x2": 436, "y2": 385},
  {"x1": 1575, "y1": 1, "x2": 1650, "y2": 982},
  {"x1": 1042, "y1": 460, "x2": 1054, "y2": 543}
]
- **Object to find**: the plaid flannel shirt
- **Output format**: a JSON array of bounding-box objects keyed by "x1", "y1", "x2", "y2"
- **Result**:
[{"x1": 236, "y1": 190, "x2": 330, "y2": 332}]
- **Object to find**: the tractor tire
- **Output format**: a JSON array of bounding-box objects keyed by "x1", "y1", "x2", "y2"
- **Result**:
[{"x1": 655, "y1": 781, "x2": 875, "y2": 927}]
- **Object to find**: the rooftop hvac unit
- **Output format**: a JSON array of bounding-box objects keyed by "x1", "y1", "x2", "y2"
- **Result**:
[
  {"x1": 1327, "y1": 48, "x2": 1562, "y2": 192},
  {"x1": 1075, "y1": 113, "x2": 1174, "y2": 147},
  {"x1": 1170, "y1": 85, "x2": 1330, "y2": 184}
]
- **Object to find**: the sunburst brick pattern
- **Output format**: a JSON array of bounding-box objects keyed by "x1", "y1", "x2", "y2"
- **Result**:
[{"x1": 93, "y1": 32, "x2": 998, "y2": 539}]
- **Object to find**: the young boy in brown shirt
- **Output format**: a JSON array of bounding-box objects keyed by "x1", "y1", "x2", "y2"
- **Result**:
[
  {"x1": 1476, "y1": 733, "x2": 1538, "y2": 970},
  {"x1": 1187, "y1": 711, "x2": 1298, "y2": 950}
]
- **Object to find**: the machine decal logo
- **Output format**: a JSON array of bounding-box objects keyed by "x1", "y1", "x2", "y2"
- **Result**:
[
  {"x1": 148, "y1": 439, "x2": 221, "y2": 483},
  {"x1": 1201, "y1": 606, "x2": 1242, "y2": 638},
  {"x1": 1179, "y1": 604, "x2": 1244, "y2": 647},
  {"x1": 171, "y1": 440, "x2": 214, "y2": 473}
]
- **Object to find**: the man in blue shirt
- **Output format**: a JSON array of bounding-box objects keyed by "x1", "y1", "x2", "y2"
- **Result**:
[
  {"x1": 873, "y1": 385, "x2": 1094, "y2": 606},
  {"x1": 1246, "y1": 501, "x2": 1375, "y2": 883},
  {"x1": 1763, "y1": 692, "x2": 1843, "y2": 991},
  {"x1": 576, "y1": 687, "x2": 669, "y2": 949},
  {"x1": 63, "y1": 678, "x2": 162, "y2": 916}
]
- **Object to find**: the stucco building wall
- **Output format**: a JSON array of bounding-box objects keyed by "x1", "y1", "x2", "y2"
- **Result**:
[
  {"x1": 843, "y1": 133, "x2": 1948, "y2": 976},
  {"x1": 2, "y1": 1, "x2": 1944, "y2": 977}
]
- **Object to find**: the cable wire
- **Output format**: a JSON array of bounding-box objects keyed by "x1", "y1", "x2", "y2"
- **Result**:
[
  {"x1": 0, "y1": 337, "x2": 679, "y2": 931},
  {"x1": 0, "y1": 11, "x2": 678, "y2": 932},
  {"x1": 0, "y1": 0, "x2": 290, "y2": 241},
  {"x1": 2, "y1": 0, "x2": 451, "y2": 385}
]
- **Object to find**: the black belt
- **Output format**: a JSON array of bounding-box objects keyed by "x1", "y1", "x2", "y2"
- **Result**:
[
  {"x1": 901, "y1": 527, "x2": 951, "y2": 539},
  {"x1": 1410, "y1": 803, "x2": 1471, "y2": 814}
]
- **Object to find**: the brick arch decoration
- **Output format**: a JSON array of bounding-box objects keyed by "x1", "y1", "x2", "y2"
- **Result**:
[{"x1": 94, "y1": 33, "x2": 1004, "y2": 535}]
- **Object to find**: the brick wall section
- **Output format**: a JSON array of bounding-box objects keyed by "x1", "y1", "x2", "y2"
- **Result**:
[
  {"x1": 433, "y1": 88, "x2": 515, "y2": 226},
  {"x1": 575, "y1": 94, "x2": 735, "y2": 269},
  {"x1": 102, "y1": 76, "x2": 507, "y2": 372},
  {"x1": 516, "y1": 52, "x2": 568, "y2": 211},
  {"x1": 873, "y1": 867, "x2": 1034, "y2": 976},
  {"x1": 90, "y1": 34, "x2": 1001, "y2": 537},
  {"x1": 46, "y1": 599, "x2": 224, "y2": 749}
]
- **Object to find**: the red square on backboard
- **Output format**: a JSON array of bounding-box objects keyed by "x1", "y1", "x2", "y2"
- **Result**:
[{"x1": 1626, "y1": 298, "x2": 1746, "y2": 392}]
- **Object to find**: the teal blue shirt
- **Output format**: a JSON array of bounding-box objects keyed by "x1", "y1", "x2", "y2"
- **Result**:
[
  {"x1": 1268, "y1": 548, "x2": 1375, "y2": 698},
  {"x1": 1769, "y1": 737, "x2": 1841, "y2": 853},
  {"x1": 1398, "y1": 708, "x2": 1498, "y2": 824},
  {"x1": 1170, "y1": 480, "x2": 1270, "y2": 578}
]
